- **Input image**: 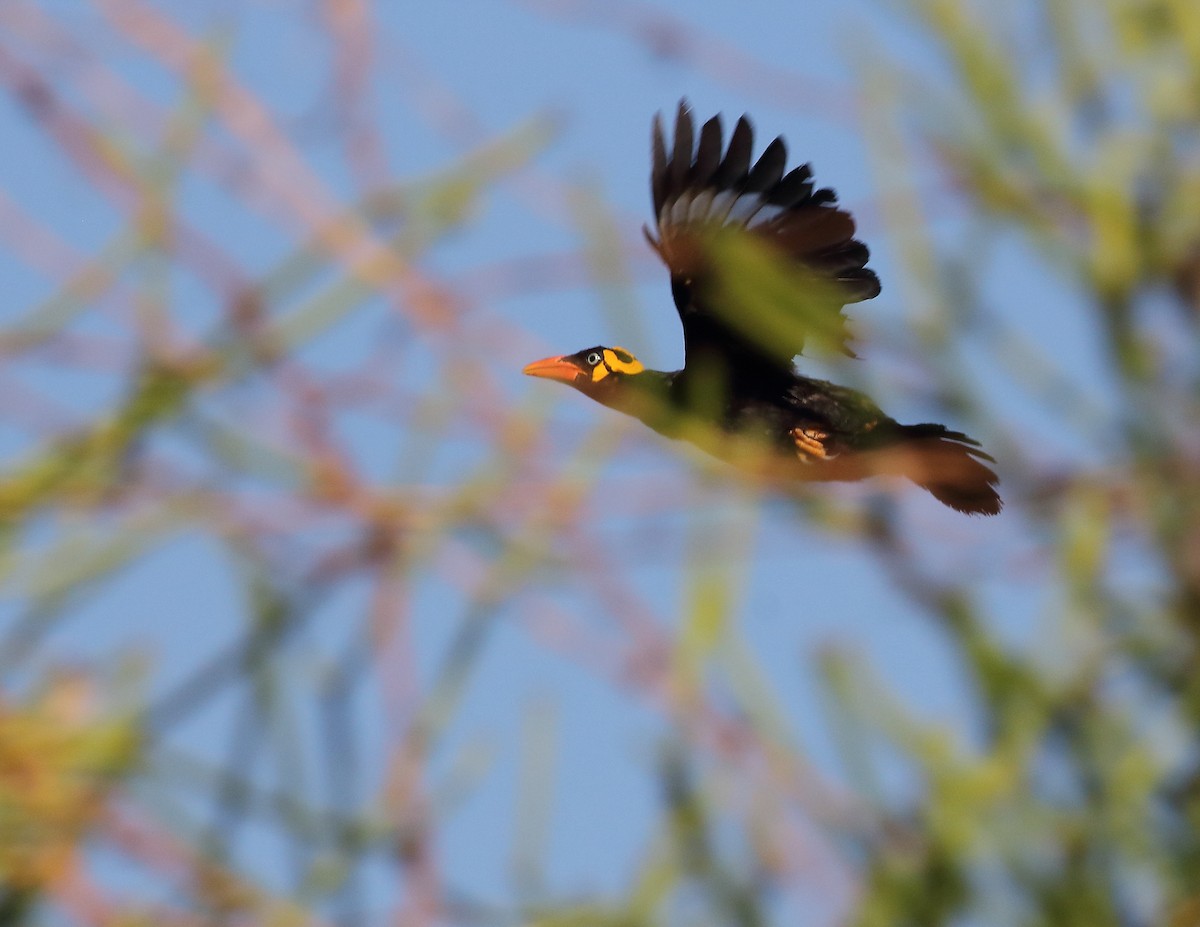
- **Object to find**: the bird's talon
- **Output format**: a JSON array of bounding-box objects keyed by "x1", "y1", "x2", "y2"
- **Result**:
[{"x1": 791, "y1": 427, "x2": 829, "y2": 462}]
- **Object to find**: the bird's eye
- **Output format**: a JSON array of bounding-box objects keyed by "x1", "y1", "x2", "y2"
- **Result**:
[{"x1": 586, "y1": 352, "x2": 602, "y2": 366}]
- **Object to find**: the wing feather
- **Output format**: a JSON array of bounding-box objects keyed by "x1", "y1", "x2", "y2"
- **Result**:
[
  {"x1": 691, "y1": 115, "x2": 723, "y2": 187},
  {"x1": 668, "y1": 102, "x2": 693, "y2": 205},
  {"x1": 745, "y1": 136, "x2": 786, "y2": 193},
  {"x1": 713, "y1": 115, "x2": 753, "y2": 188},
  {"x1": 651, "y1": 112, "x2": 668, "y2": 216},
  {"x1": 769, "y1": 165, "x2": 813, "y2": 207},
  {"x1": 645, "y1": 101, "x2": 880, "y2": 377}
]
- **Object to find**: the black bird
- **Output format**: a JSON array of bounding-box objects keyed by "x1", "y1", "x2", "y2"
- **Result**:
[{"x1": 524, "y1": 102, "x2": 1001, "y2": 515}]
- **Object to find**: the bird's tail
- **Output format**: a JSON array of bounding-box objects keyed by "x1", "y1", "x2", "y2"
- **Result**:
[{"x1": 894, "y1": 424, "x2": 1002, "y2": 516}]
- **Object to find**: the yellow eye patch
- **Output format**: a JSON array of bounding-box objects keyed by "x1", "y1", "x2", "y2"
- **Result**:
[
  {"x1": 589, "y1": 347, "x2": 644, "y2": 382},
  {"x1": 604, "y1": 348, "x2": 644, "y2": 374}
]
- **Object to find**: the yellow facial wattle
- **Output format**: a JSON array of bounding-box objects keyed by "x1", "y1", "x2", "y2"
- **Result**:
[{"x1": 590, "y1": 347, "x2": 645, "y2": 382}]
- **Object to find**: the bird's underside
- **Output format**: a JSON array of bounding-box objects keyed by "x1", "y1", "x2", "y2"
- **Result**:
[
  {"x1": 523, "y1": 102, "x2": 1001, "y2": 516},
  {"x1": 618, "y1": 367, "x2": 1002, "y2": 515}
]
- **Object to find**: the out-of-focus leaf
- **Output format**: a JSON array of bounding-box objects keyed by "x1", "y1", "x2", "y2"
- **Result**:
[{"x1": 0, "y1": 675, "x2": 139, "y2": 891}]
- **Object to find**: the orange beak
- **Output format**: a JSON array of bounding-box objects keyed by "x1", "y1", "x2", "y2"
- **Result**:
[{"x1": 522, "y1": 355, "x2": 586, "y2": 385}]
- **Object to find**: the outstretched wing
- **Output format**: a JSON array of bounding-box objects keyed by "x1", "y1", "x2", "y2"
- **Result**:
[{"x1": 644, "y1": 101, "x2": 880, "y2": 382}]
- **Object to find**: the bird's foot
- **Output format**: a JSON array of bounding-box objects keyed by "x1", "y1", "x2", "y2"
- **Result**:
[{"x1": 791, "y1": 426, "x2": 830, "y2": 463}]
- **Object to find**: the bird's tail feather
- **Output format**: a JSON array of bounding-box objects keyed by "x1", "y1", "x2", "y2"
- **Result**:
[{"x1": 895, "y1": 424, "x2": 1002, "y2": 516}]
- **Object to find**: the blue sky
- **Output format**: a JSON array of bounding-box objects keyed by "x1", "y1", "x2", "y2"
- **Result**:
[{"x1": 0, "y1": 0, "x2": 1118, "y2": 922}]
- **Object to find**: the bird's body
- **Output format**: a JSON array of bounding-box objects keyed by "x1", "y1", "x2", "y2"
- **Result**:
[{"x1": 524, "y1": 103, "x2": 1001, "y2": 515}]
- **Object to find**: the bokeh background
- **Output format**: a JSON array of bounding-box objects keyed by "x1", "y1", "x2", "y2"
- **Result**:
[{"x1": 2, "y1": 1, "x2": 1199, "y2": 925}]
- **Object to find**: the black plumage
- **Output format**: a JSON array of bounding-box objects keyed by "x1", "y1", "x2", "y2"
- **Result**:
[{"x1": 524, "y1": 102, "x2": 1001, "y2": 515}]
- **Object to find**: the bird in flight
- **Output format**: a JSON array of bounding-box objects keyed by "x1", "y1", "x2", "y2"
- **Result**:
[{"x1": 524, "y1": 102, "x2": 1001, "y2": 515}]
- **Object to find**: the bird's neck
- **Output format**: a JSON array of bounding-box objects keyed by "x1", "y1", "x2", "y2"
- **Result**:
[
  {"x1": 590, "y1": 369, "x2": 681, "y2": 433},
  {"x1": 592, "y1": 368, "x2": 758, "y2": 445}
]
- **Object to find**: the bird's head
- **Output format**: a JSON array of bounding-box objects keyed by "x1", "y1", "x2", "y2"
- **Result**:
[{"x1": 522, "y1": 345, "x2": 645, "y2": 399}]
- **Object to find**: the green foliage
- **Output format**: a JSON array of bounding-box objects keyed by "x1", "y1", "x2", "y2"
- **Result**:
[
  {"x1": 0, "y1": 675, "x2": 140, "y2": 892},
  {"x1": 834, "y1": 0, "x2": 1200, "y2": 922}
]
